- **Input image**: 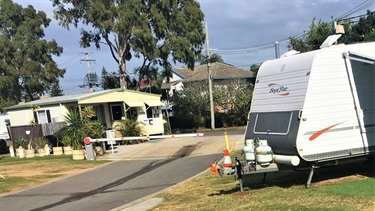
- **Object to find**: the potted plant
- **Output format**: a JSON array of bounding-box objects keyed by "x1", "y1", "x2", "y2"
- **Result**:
[
  {"x1": 33, "y1": 137, "x2": 49, "y2": 157},
  {"x1": 63, "y1": 109, "x2": 85, "y2": 160},
  {"x1": 24, "y1": 140, "x2": 36, "y2": 158},
  {"x1": 61, "y1": 136, "x2": 73, "y2": 155},
  {"x1": 14, "y1": 138, "x2": 28, "y2": 158}
]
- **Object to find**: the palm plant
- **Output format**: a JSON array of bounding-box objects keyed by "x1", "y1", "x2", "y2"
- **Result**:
[{"x1": 63, "y1": 109, "x2": 85, "y2": 150}]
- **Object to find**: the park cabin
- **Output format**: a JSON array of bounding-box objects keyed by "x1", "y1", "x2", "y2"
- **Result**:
[{"x1": 5, "y1": 89, "x2": 165, "y2": 138}]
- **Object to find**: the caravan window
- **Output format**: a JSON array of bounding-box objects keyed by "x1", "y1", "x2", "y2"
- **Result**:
[{"x1": 254, "y1": 112, "x2": 293, "y2": 135}]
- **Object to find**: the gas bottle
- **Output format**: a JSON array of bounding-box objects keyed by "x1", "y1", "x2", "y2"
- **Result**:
[
  {"x1": 242, "y1": 139, "x2": 255, "y2": 162},
  {"x1": 255, "y1": 140, "x2": 272, "y2": 166}
]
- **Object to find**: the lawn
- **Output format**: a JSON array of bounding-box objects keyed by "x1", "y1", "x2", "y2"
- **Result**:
[
  {"x1": 0, "y1": 154, "x2": 110, "y2": 195},
  {"x1": 153, "y1": 151, "x2": 375, "y2": 211}
]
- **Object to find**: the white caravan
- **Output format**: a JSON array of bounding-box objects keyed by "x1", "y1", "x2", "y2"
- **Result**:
[{"x1": 240, "y1": 39, "x2": 374, "y2": 188}]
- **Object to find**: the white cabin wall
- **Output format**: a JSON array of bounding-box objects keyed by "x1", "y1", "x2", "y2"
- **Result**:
[
  {"x1": 46, "y1": 105, "x2": 64, "y2": 123},
  {"x1": 8, "y1": 109, "x2": 33, "y2": 126}
]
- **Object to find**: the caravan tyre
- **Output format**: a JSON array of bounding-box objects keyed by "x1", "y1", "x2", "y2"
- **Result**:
[{"x1": 0, "y1": 139, "x2": 9, "y2": 154}]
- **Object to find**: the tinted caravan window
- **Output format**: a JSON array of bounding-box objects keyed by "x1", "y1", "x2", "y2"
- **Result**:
[{"x1": 254, "y1": 112, "x2": 293, "y2": 135}]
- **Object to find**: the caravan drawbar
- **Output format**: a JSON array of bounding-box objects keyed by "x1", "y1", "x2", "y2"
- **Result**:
[{"x1": 238, "y1": 41, "x2": 374, "y2": 188}]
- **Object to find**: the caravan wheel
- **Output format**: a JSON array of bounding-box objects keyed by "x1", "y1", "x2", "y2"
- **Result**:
[{"x1": 0, "y1": 139, "x2": 9, "y2": 154}]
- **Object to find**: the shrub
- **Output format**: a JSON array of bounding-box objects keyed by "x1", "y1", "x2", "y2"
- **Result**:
[
  {"x1": 83, "y1": 121, "x2": 104, "y2": 139},
  {"x1": 15, "y1": 138, "x2": 28, "y2": 149},
  {"x1": 112, "y1": 119, "x2": 142, "y2": 144},
  {"x1": 33, "y1": 137, "x2": 49, "y2": 150}
]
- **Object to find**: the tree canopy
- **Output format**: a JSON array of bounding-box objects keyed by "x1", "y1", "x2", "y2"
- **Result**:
[
  {"x1": 101, "y1": 67, "x2": 120, "y2": 90},
  {"x1": 288, "y1": 10, "x2": 375, "y2": 52},
  {"x1": 50, "y1": 80, "x2": 64, "y2": 97},
  {"x1": 171, "y1": 79, "x2": 253, "y2": 129},
  {"x1": 288, "y1": 18, "x2": 333, "y2": 52},
  {"x1": 340, "y1": 10, "x2": 375, "y2": 43},
  {"x1": 198, "y1": 53, "x2": 224, "y2": 65},
  {"x1": 52, "y1": 0, "x2": 206, "y2": 89},
  {"x1": 0, "y1": 0, "x2": 65, "y2": 112}
]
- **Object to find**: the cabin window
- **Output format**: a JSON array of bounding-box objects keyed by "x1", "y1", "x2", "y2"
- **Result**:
[
  {"x1": 33, "y1": 110, "x2": 52, "y2": 124},
  {"x1": 253, "y1": 112, "x2": 293, "y2": 135},
  {"x1": 146, "y1": 106, "x2": 153, "y2": 118},
  {"x1": 146, "y1": 106, "x2": 160, "y2": 118}
]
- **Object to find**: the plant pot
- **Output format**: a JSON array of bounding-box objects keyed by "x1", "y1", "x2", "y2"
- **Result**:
[
  {"x1": 95, "y1": 146, "x2": 103, "y2": 156},
  {"x1": 24, "y1": 149, "x2": 35, "y2": 158},
  {"x1": 72, "y1": 149, "x2": 85, "y2": 160},
  {"x1": 53, "y1": 147, "x2": 63, "y2": 155},
  {"x1": 63, "y1": 146, "x2": 73, "y2": 155},
  {"x1": 17, "y1": 148, "x2": 25, "y2": 158},
  {"x1": 37, "y1": 148, "x2": 46, "y2": 157},
  {"x1": 115, "y1": 131, "x2": 122, "y2": 138}
]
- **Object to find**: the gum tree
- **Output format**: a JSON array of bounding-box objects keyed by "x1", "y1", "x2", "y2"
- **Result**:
[{"x1": 52, "y1": 0, "x2": 206, "y2": 89}]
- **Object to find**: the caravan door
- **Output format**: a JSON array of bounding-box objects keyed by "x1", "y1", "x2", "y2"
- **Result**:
[{"x1": 343, "y1": 51, "x2": 375, "y2": 153}]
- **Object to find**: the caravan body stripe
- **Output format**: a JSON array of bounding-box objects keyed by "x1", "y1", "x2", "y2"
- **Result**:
[{"x1": 308, "y1": 122, "x2": 343, "y2": 141}]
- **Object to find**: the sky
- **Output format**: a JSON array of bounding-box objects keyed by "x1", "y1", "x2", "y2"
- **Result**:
[{"x1": 13, "y1": 0, "x2": 374, "y2": 95}]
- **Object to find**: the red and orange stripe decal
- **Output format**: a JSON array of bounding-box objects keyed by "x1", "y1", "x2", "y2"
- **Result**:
[{"x1": 309, "y1": 122, "x2": 343, "y2": 141}]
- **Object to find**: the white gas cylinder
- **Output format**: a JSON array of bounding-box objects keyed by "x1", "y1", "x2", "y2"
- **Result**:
[
  {"x1": 256, "y1": 140, "x2": 272, "y2": 166},
  {"x1": 242, "y1": 139, "x2": 255, "y2": 162}
]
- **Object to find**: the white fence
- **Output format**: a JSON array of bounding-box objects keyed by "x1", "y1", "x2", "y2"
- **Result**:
[{"x1": 86, "y1": 131, "x2": 204, "y2": 154}]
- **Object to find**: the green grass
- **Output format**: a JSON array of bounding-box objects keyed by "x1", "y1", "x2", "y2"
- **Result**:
[
  {"x1": 153, "y1": 151, "x2": 375, "y2": 211},
  {"x1": 0, "y1": 154, "x2": 110, "y2": 195},
  {"x1": 321, "y1": 178, "x2": 375, "y2": 197}
]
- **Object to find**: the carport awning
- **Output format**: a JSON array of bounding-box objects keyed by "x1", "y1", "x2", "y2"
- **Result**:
[
  {"x1": 125, "y1": 101, "x2": 144, "y2": 107},
  {"x1": 144, "y1": 99, "x2": 164, "y2": 107}
]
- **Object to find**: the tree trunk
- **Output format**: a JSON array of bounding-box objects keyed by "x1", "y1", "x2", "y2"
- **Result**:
[
  {"x1": 118, "y1": 48, "x2": 127, "y2": 90},
  {"x1": 120, "y1": 62, "x2": 127, "y2": 90}
]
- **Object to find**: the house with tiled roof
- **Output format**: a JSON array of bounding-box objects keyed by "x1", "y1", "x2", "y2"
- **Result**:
[{"x1": 161, "y1": 62, "x2": 255, "y2": 99}]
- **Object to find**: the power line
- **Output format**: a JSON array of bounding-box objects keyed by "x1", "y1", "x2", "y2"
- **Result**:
[
  {"x1": 336, "y1": 0, "x2": 374, "y2": 20},
  {"x1": 57, "y1": 52, "x2": 84, "y2": 68},
  {"x1": 208, "y1": 1, "x2": 373, "y2": 56}
]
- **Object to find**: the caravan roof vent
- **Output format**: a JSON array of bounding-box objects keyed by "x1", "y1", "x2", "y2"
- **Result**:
[{"x1": 320, "y1": 34, "x2": 342, "y2": 49}]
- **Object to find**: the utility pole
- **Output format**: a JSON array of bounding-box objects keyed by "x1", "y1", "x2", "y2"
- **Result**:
[
  {"x1": 81, "y1": 52, "x2": 96, "y2": 91},
  {"x1": 205, "y1": 22, "x2": 215, "y2": 130}
]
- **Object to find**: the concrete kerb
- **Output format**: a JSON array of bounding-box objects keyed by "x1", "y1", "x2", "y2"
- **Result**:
[{"x1": 111, "y1": 134, "x2": 245, "y2": 211}]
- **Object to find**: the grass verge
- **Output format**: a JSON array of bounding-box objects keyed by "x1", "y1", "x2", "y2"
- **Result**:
[
  {"x1": 152, "y1": 151, "x2": 375, "y2": 211},
  {"x1": 0, "y1": 154, "x2": 110, "y2": 195}
]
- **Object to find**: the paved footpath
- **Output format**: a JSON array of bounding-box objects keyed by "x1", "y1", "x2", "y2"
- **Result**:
[{"x1": 0, "y1": 129, "x2": 245, "y2": 211}]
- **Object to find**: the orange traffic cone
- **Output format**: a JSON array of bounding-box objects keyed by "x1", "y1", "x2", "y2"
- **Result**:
[
  {"x1": 210, "y1": 162, "x2": 218, "y2": 175},
  {"x1": 223, "y1": 149, "x2": 232, "y2": 168}
]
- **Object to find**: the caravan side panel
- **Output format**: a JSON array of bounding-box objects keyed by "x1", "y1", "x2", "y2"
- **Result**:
[
  {"x1": 296, "y1": 43, "x2": 375, "y2": 161},
  {"x1": 245, "y1": 51, "x2": 318, "y2": 155}
]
